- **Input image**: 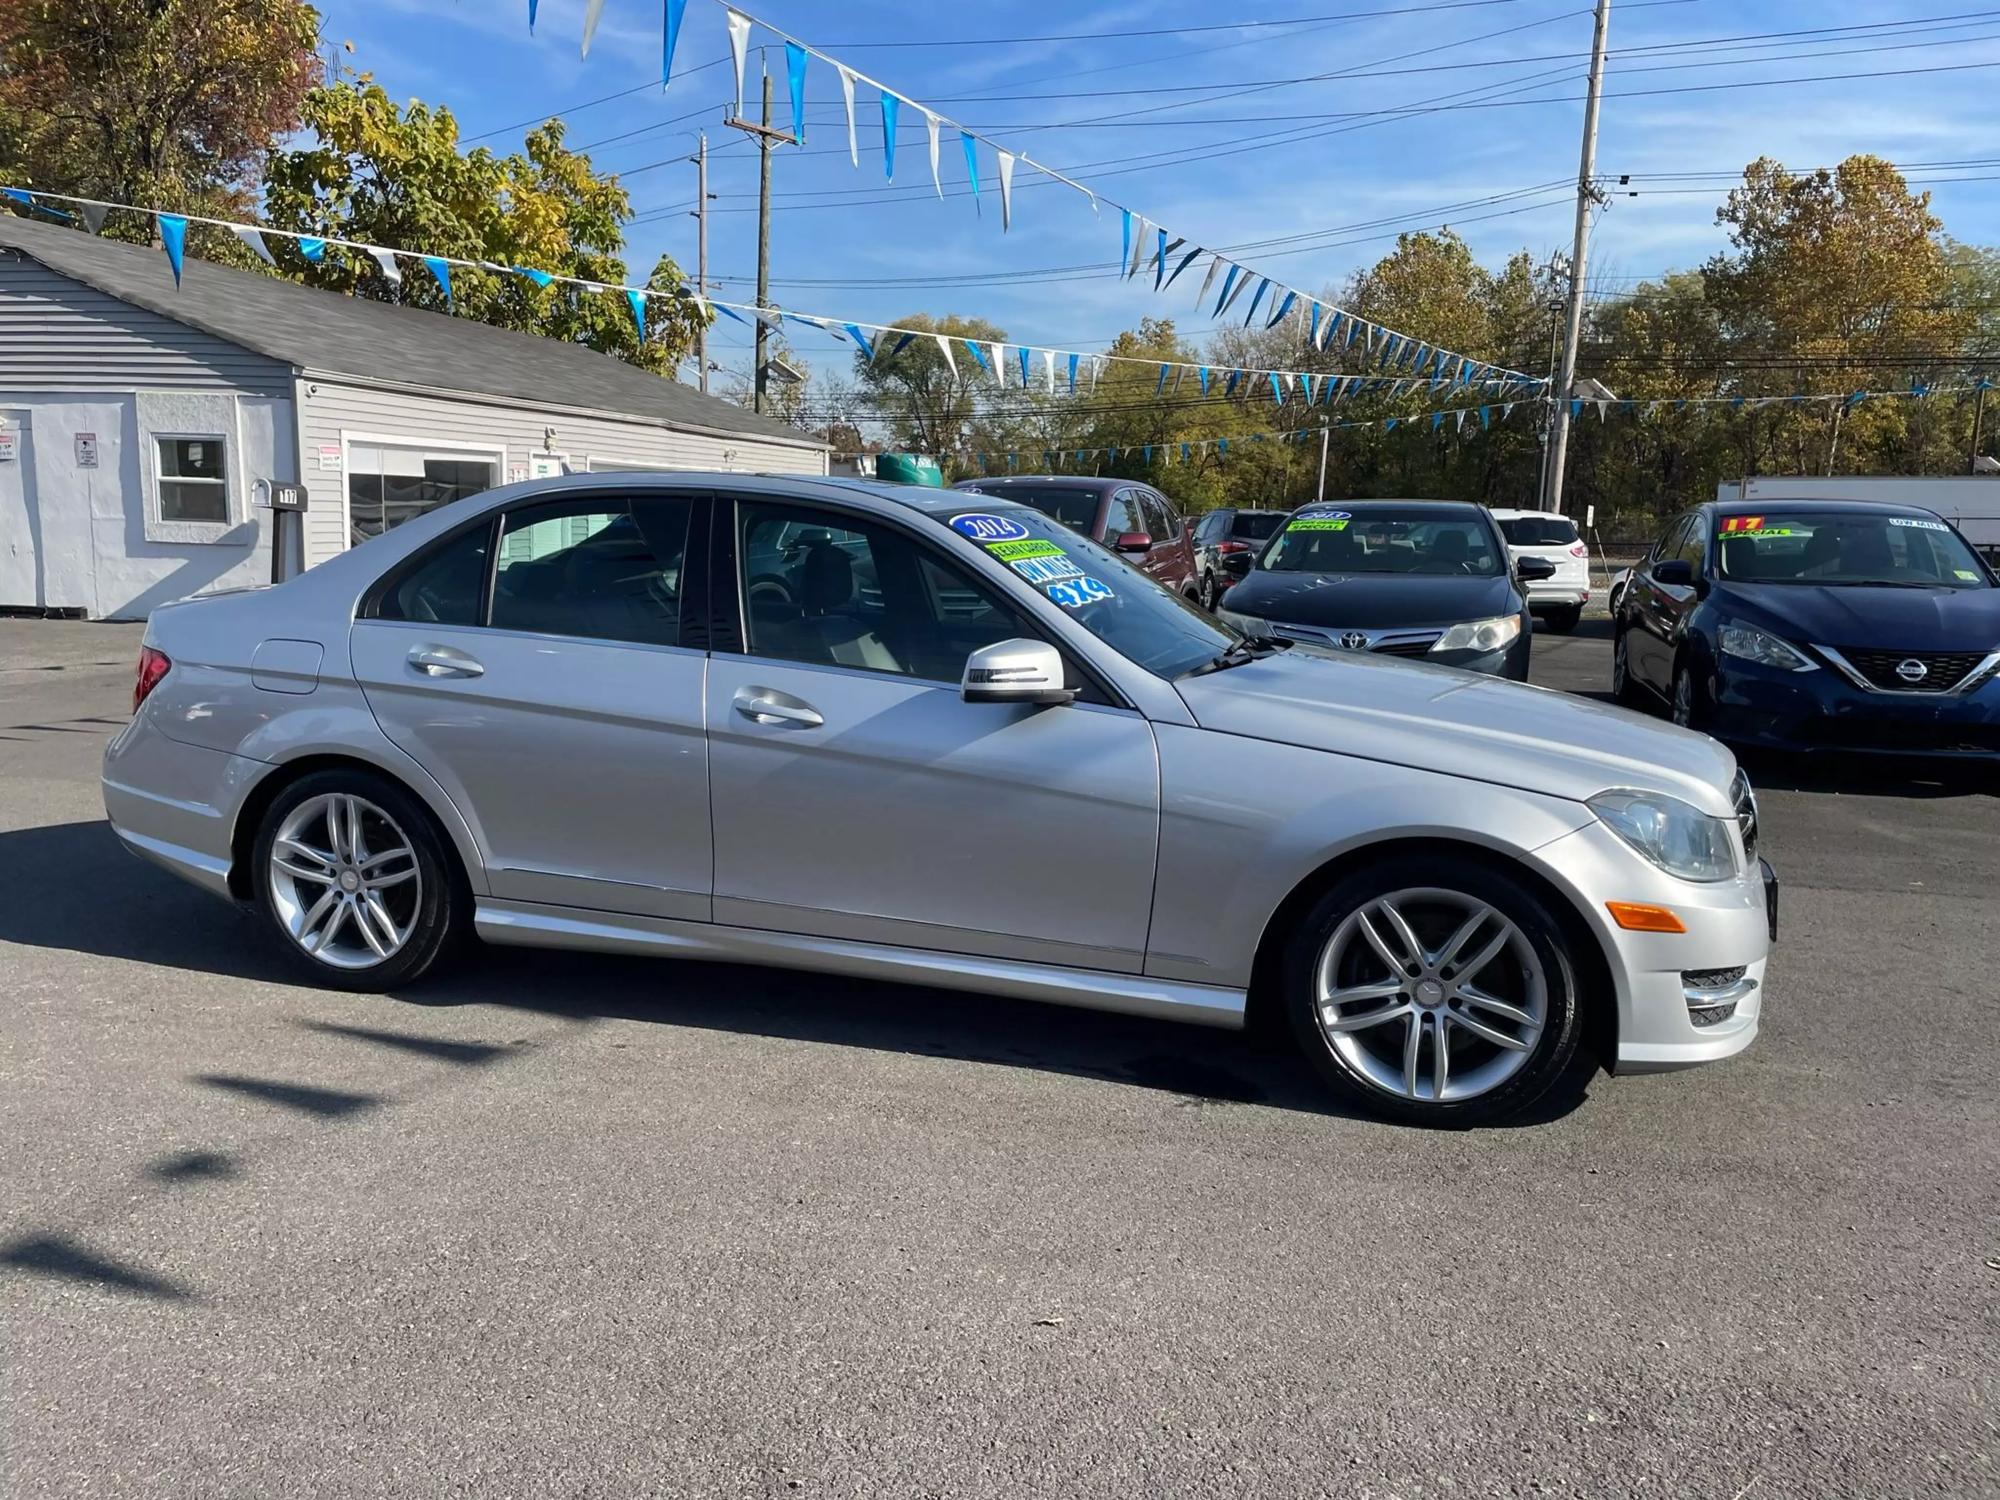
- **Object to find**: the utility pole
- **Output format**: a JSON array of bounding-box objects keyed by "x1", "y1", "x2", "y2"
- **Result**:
[
  {"x1": 1973, "y1": 383, "x2": 1989, "y2": 474},
  {"x1": 1544, "y1": 0, "x2": 1612, "y2": 516},
  {"x1": 726, "y1": 67, "x2": 791, "y2": 415},
  {"x1": 1535, "y1": 291, "x2": 1563, "y2": 510},
  {"x1": 688, "y1": 132, "x2": 712, "y2": 395}
]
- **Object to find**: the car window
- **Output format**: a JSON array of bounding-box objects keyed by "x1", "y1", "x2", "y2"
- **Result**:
[
  {"x1": 488, "y1": 497, "x2": 689, "y2": 646},
  {"x1": 1498, "y1": 515, "x2": 1579, "y2": 546},
  {"x1": 1673, "y1": 515, "x2": 1709, "y2": 572},
  {"x1": 969, "y1": 485, "x2": 1102, "y2": 535},
  {"x1": 1230, "y1": 512, "x2": 1285, "y2": 543},
  {"x1": 373, "y1": 521, "x2": 492, "y2": 626},
  {"x1": 737, "y1": 500, "x2": 1037, "y2": 683},
  {"x1": 1100, "y1": 491, "x2": 1138, "y2": 540},
  {"x1": 1262, "y1": 507, "x2": 1505, "y2": 576},
  {"x1": 1139, "y1": 492, "x2": 1176, "y2": 543},
  {"x1": 1714, "y1": 510, "x2": 1992, "y2": 588},
  {"x1": 1652, "y1": 515, "x2": 1691, "y2": 562},
  {"x1": 1194, "y1": 511, "x2": 1225, "y2": 544}
]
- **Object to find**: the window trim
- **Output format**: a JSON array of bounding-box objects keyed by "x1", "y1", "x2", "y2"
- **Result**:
[
  {"x1": 485, "y1": 493, "x2": 695, "y2": 649},
  {"x1": 339, "y1": 430, "x2": 505, "y2": 552},
  {"x1": 715, "y1": 493, "x2": 1125, "y2": 706},
  {"x1": 148, "y1": 429, "x2": 235, "y2": 538}
]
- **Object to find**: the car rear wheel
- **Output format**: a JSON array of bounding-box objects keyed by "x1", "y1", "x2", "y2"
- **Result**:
[
  {"x1": 1611, "y1": 628, "x2": 1646, "y2": 708},
  {"x1": 1199, "y1": 571, "x2": 1219, "y2": 611},
  {"x1": 1282, "y1": 856, "x2": 1585, "y2": 1127},
  {"x1": 1542, "y1": 606, "x2": 1582, "y2": 633},
  {"x1": 1671, "y1": 658, "x2": 1708, "y2": 731},
  {"x1": 252, "y1": 769, "x2": 466, "y2": 991}
]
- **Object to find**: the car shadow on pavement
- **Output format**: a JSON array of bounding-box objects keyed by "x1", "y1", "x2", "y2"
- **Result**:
[{"x1": 3, "y1": 818, "x2": 1594, "y2": 1128}]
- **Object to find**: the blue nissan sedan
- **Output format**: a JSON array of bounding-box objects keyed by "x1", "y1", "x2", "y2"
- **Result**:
[{"x1": 1613, "y1": 499, "x2": 2000, "y2": 760}]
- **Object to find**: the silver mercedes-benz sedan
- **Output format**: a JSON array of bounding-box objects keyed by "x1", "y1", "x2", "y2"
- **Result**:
[{"x1": 103, "y1": 473, "x2": 1775, "y2": 1126}]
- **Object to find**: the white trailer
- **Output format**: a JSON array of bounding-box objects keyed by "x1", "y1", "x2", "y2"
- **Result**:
[{"x1": 1718, "y1": 476, "x2": 2000, "y2": 561}]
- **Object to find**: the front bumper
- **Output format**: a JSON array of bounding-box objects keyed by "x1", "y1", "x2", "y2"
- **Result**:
[
  {"x1": 1533, "y1": 819, "x2": 1773, "y2": 1074},
  {"x1": 1707, "y1": 657, "x2": 2000, "y2": 758}
]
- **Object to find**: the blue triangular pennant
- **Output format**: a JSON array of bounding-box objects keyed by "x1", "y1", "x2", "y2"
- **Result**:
[
  {"x1": 1212, "y1": 265, "x2": 1241, "y2": 317},
  {"x1": 297, "y1": 236, "x2": 326, "y2": 263},
  {"x1": 1243, "y1": 278, "x2": 1269, "y2": 326},
  {"x1": 1067, "y1": 353, "x2": 1079, "y2": 393},
  {"x1": 1197, "y1": 367, "x2": 1210, "y2": 396},
  {"x1": 158, "y1": 214, "x2": 187, "y2": 286},
  {"x1": 664, "y1": 0, "x2": 689, "y2": 88},
  {"x1": 846, "y1": 323, "x2": 876, "y2": 359},
  {"x1": 424, "y1": 256, "x2": 453, "y2": 307},
  {"x1": 626, "y1": 288, "x2": 647, "y2": 339},
  {"x1": 880, "y1": 92, "x2": 899, "y2": 179},
  {"x1": 1156, "y1": 364, "x2": 1169, "y2": 395},
  {"x1": 961, "y1": 133, "x2": 981, "y2": 215},
  {"x1": 887, "y1": 331, "x2": 916, "y2": 356},
  {"x1": 965, "y1": 339, "x2": 989, "y2": 372},
  {"x1": 785, "y1": 42, "x2": 807, "y2": 141},
  {"x1": 1265, "y1": 289, "x2": 1296, "y2": 330},
  {"x1": 1018, "y1": 346, "x2": 1031, "y2": 386},
  {"x1": 1165, "y1": 246, "x2": 1202, "y2": 288},
  {"x1": 1120, "y1": 210, "x2": 1131, "y2": 270}
]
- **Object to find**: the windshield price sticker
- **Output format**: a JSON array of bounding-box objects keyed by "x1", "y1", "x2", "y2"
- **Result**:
[
  {"x1": 1046, "y1": 576, "x2": 1115, "y2": 609},
  {"x1": 1955, "y1": 569, "x2": 1982, "y2": 581},
  {"x1": 984, "y1": 537, "x2": 1062, "y2": 562},
  {"x1": 1011, "y1": 554, "x2": 1085, "y2": 585},
  {"x1": 1732, "y1": 527, "x2": 1796, "y2": 537},
  {"x1": 1288, "y1": 517, "x2": 1350, "y2": 532},
  {"x1": 1720, "y1": 516, "x2": 1764, "y2": 533},
  {"x1": 1890, "y1": 517, "x2": 1949, "y2": 531},
  {"x1": 951, "y1": 512, "x2": 1030, "y2": 543}
]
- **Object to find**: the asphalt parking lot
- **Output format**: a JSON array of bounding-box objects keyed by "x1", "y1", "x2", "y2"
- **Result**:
[{"x1": 2, "y1": 617, "x2": 1994, "y2": 1498}]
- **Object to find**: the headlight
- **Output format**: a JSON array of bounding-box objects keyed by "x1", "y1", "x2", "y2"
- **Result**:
[
  {"x1": 1588, "y1": 789, "x2": 1742, "y2": 883},
  {"x1": 1429, "y1": 614, "x2": 1522, "y2": 655},
  {"x1": 1216, "y1": 607, "x2": 1270, "y2": 637},
  {"x1": 1719, "y1": 622, "x2": 1816, "y2": 672}
]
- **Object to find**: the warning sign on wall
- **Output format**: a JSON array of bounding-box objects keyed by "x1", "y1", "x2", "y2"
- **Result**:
[{"x1": 75, "y1": 432, "x2": 99, "y2": 467}]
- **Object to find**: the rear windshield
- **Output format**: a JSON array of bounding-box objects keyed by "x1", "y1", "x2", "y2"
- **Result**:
[
  {"x1": 1498, "y1": 515, "x2": 1578, "y2": 546},
  {"x1": 981, "y1": 486, "x2": 1101, "y2": 535},
  {"x1": 1231, "y1": 513, "x2": 1286, "y2": 542}
]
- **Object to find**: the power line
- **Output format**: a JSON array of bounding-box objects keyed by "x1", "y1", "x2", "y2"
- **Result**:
[
  {"x1": 459, "y1": 55, "x2": 730, "y2": 143},
  {"x1": 809, "y1": 0, "x2": 1539, "y2": 48}
]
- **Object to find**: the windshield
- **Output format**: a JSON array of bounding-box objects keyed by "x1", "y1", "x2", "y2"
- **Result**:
[
  {"x1": 1260, "y1": 506, "x2": 1505, "y2": 577},
  {"x1": 1231, "y1": 512, "x2": 1286, "y2": 542},
  {"x1": 979, "y1": 486, "x2": 1102, "y2": 535},
  {"x1": 1714, "y1": 512, "x2": 1991, "y2": 588},
  {"x1": 939, "y1": 506, "x2": 1236, "y2": 679},
  {"x1": 1498, "y1": 515, "x2": 1578, "y2": 546}
]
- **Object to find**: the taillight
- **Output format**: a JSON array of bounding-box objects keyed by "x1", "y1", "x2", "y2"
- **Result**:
[
  {"x1": 134, "y1": 646, "x2": 171, "y2": 713},
  {"x1": 1568, "y1": 542, "x2": 1589, "y2": 558},
  {"x1": 1217, "y1": 540, "x2": 1249, "y2": 554}
]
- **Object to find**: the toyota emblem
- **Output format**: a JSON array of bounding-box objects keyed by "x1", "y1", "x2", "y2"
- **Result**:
[
  {"x1": 1894, "y1": 658, "x2": 1929, "y2": 683},
  {"x1": 1338, "y1": 631, "x2": 1370, "y2": 650}
]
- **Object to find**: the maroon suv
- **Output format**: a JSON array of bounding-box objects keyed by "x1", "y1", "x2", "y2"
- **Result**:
[{"x1": 949, "y1": 476, "x2": 1200, "y2": 597}]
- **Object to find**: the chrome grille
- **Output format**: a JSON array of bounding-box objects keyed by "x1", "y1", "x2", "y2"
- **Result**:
[{"x1": 1731, "y1": 771, "x2": 1759, "y2": 865}]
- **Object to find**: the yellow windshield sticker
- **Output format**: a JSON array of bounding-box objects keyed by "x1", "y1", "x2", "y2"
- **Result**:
[
  {"x1": 984, "y1": 538, "x2": 1064, "y2": 562},
  {"x1": 1955, "y1": 569, "x2": 1981, "y2": 581},
  {"x1": 1287, "y1": 518, "x2": 1350, "y2": 532}
]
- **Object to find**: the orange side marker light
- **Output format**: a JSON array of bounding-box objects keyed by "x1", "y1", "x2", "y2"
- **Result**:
[{"x1": 1607, "y1": 902, "x2": 1687, "y2": 933}]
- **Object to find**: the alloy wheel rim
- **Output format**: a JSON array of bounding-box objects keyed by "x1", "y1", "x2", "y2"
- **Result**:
[
  {"x1": 1672, "y1": 669, "x2": 1692, "y2": 725},
  {"x1": 1612, "y1": 634, "x2": 1626, "y2": 691},
  {"x1": 1313, "y1": 888, "x2": 1547, "y2": 1104},
  {"x1": 268, "y1": 793, "x2": 422, "y2": 970}
]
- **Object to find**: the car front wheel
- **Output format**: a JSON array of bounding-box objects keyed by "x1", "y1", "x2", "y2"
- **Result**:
[
  {"x1": 251, "y1": 769, "x2": 466, "y2": 991},
  {"x1": 1611, "y1": 627, "x2": 1646, "y2": 707},
  {"x1": 1282, "y1": 856, "x2": 1585, "y2": 1127}
]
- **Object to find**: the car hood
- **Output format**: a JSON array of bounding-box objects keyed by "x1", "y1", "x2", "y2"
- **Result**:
[
  {"x1": 1223, "y1": 569, "x2": 1518, "y2": 629},
  {"x1": 1715, "y1": 580, "x2": 2000, "y2": 650},
  {"x1": 1177, "y1": 645, "x2": 1738, "y2": 816}
]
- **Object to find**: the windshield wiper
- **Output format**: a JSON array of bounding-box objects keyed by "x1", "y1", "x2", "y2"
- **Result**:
[{"x1": 1184, "y1": 636, "x2": 1291, "y2": 677}]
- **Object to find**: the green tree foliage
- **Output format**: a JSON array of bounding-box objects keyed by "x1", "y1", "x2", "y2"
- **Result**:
[
  {"x1": 262, "y1": 80, "x2": 706, "y2": 374},
  {"x1": 0, "y1": 0, "x2": 320, "y2": 254},
  {"x1": 851, "y1": 313, "x2": 1009, "y2": 468}
]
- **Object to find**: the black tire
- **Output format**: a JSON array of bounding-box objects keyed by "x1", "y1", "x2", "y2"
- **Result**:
[
  {"x1": 1670, "y1": 655, "x2": 1708, "y2": 731},
  {"x1": 1543, "y1": 606, "x2": 1582, "y2": 633},
  {"x1": 1281, "y1": 854, "x2": 1586, "y2": 1128},
  {"x1": 250, "y1": 768, "x2": 468, "y2": 992},
  {"x1": 1199, "y1": 571, "x2": 1218, "y2": 611},
  {"x1": 1611, "y1": 626, "x2": 1648, "y2": 708}
]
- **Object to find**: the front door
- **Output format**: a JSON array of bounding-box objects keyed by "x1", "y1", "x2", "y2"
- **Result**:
[
  {"x1": 1629, "y1": 514, "x2": 1694, "y2": 691},
  {"x1": 706, "y1": 497, "x2": 1160, "y2": 973},
  {"x1": 349, "y1": 490, "x2": 711, "y2": 920}
]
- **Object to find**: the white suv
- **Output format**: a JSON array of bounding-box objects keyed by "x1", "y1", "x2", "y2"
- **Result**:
[{"x1": 1490, "y1": 507, "x2": 1591, "y2": 632}]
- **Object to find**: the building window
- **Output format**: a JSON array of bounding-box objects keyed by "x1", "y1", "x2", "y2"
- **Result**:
[
  {"x1": 155, "y1": 436, "x2": 229, "y2": 523},
  {"x1": 346, "y1": 444, "x2": 498, "y2": 546}
]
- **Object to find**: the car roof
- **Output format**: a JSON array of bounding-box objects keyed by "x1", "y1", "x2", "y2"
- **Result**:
[
  {"x1": 950, "y1": 475, "x2": 1127, "y2": 494},
  {"x1": 1302, "y1": 498, "x2": 1483, "y2": 515},
  {"x1": 1707, "y1": 498, "x2": 1948, "y2": 519},
  {"x1": 1485, "y1": 507, "x2": 1574, "y2": 521}
]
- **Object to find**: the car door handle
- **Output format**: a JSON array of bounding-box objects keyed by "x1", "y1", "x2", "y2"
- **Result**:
[
  {"x1": 408, "y1": 645, "x2": 484, "y2": 679},
  {"x1": 733, "y1": 688, "x2": 823, "y2": 728}
]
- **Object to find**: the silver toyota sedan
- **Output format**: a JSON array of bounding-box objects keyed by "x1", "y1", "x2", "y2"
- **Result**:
[{"x1": 103, "y1": 473, "x2": 1775, "y2": 1127}]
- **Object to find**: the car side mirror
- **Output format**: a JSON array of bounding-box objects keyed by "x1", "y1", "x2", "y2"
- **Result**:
[
  {"x1": 961, "y1": 638, "x2": 1076, "y2": 706},
  {"x1": 1515, "y1": 555, "x2": 1558, "y2": 581},
  {"x1": 1653, "y1": 558, "x2": 1693, "y2": 587},
  {"x1": 1113, "y1": 531, "x2": 1151, "y2": 555}
]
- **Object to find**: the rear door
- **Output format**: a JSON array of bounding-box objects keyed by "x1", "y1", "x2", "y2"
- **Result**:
[
  {"x1": 1134, "y1": 490, "x2": 1189, "y2": 592},
  {"x1": 349, "y1": 490, "x2": 712, "y2": 920}
]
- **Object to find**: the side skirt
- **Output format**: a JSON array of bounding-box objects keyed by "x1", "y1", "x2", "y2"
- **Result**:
[{"x1": 473, "y1": 899, "x2": 1247, "y2": 1030}]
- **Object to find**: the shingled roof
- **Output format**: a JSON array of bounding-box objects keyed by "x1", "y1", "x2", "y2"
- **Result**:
[{"x1": 0, "y1": 213, "x2": 821, "y2": 450}]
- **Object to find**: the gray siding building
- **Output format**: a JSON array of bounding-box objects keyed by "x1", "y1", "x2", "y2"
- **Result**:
[{"x1": 0, "y1": 214, "x2": 825, "y2": 619}]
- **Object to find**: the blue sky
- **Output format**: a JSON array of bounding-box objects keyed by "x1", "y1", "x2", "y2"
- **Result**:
[{"x1": 315, "y1": 0, "x2": 2000, "y2": 391}]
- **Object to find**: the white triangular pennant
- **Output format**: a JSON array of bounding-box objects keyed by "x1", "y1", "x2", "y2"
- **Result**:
[
  {"x1": 1195, "y1": 254, "x2": 1223, "y2": 307},
  {"x1": 230, "y1": 224, "x2": 276, "y2": 266},
  {"x1": 1042, "y1": 348, "x2": 1055, "y2": 393},
  {"x1": 837, "y1": 66, "x2": 858, "y2": 167},
  {"x1": 988, "y1": 342, "x2": 1006, "y2": 383},
  {"x1": 368, "y1": 247, "x2": 402, "y2": 285},
  {"x1": 1127, "y1": 216, "x2": 1149, "y2": 280},
  {"x1": 1596, "y1": 399, "x2": 1609, "y2": 422},
  {"x1": 923, "y1": 110, "x2": 943, "y2": 199},
  {"x1": 996, "y1": 150, "x2": 1016, "y2": 232},
  {"x1": 935, "y1": 333, "x2": 955, "y2": 380},
  {"x1": 81, "y1": 202, "x2": 111, "y2": 235},
  {"x1": 724, "y1": 9, "x2": 752, "y2": 117},
  {"x1": 580, "y1": 0, "x2": 607, "y2": 56}
]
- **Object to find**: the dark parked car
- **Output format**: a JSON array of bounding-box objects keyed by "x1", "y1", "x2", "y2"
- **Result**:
[
  {"x1": 951, "y1": 475, "x2": 1199, "y2": 597},
  {"x1": 1613, "y1": 499, "x2": 2000, "y2": 759},
  {"x1": 1214, "y1": 500, "x2": 1555, "y2": 680},
  {"x1": 1191, "y1": 507, "x2": 1287, "y2": 610}
]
